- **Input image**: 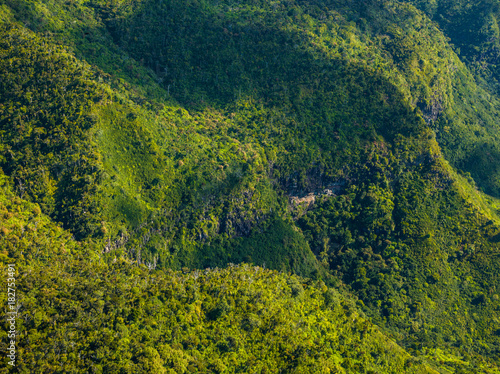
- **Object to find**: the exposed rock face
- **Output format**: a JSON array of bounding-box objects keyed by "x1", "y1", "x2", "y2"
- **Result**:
[
  {"x1": 290, "y1": 179, "x2": 346, "y2": 208},
  {"x1": 418, "y1": 97, "x2": 443, "y2": 123},
  {"x1": 291, "y1": 192, "x2": 316, "y2": 206}
]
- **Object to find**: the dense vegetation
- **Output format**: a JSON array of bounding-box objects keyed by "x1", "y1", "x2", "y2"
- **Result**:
[
  {"x1": 1, "y1": 0, "x2": 500, "y2": 372},
  {"x1": 0, "y1": 174, "x2": 440, "y2": 372}
]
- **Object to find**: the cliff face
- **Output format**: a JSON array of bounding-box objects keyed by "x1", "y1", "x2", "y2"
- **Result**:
[{"x1": 1, "y1": 0, "x2": 500, "y2": 372}]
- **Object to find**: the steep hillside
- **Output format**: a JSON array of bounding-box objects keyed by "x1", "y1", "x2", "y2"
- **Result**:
[
  {"x1": 407, "y1": 0, "x2": 500, "y2": 197},
  {"x1": 0, "y1": 171, "x2": 441, "y2": 373},
  {"x1": 1, "y1": 0, "x2": 500, "y2": 372}
]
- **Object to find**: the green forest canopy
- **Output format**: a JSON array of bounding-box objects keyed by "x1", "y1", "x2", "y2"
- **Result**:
[{"x1": 1, "y1": 0, "x2": 500, "y2": 372}]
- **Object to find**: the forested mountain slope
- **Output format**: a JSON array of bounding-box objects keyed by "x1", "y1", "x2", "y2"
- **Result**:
[
  {"x1": 1, "y1": 0, "x2": 500, "y2": 372},
  {"x1": 0, "y1": 172, "x2": 441, "y2": 372}
]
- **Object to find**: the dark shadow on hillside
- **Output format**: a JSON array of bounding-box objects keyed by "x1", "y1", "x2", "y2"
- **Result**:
[
  {"x1": 94, "y1": 0, "x2": 424, "y2": 141},
  {"x1": 461, "y1": 143, "x2": 500, "y2": 198},
  {"x1": 488, "y1": 232, "x2": 500, "y2": 243}
]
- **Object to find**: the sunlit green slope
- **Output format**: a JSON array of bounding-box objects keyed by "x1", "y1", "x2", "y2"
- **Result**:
[
  {"x1": 1, "y1": 0, "x2": 500, "y2": 372},
  {"x1": 0, "y1": 171, "x2": 444, "y2": 373}
]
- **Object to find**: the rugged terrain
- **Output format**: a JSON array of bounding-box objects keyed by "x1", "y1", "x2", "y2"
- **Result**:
[{"x1": 1, "y1": 0, "x2": 500, "y2": 372}]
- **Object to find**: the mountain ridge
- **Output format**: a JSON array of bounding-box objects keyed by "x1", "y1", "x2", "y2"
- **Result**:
[{"x1": 1, "y1": 0, "x2": 500, "y2": 372}]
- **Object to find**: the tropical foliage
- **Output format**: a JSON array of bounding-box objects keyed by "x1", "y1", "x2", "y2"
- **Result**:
[{"x1": 1, "y1": 0, "x2": 500, "y2": 372}]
